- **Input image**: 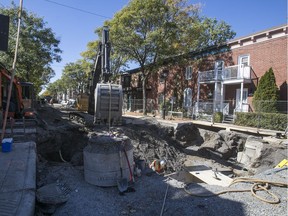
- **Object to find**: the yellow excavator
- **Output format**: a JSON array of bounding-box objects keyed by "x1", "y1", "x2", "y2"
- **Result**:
[
  {"x1": 73, "y1": 26, "x2": 123, "y2": 125},
  {"x1": 76, "y1": 93, "x2": 89, "y2": 112}
]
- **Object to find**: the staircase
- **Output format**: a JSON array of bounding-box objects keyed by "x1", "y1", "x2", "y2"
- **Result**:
[
  {"x1": 222, "y1": 114, "x2": 234, "y2": 124},
  {"x1": 1, "y1": 118, "x2": 37, "y2": 142}
]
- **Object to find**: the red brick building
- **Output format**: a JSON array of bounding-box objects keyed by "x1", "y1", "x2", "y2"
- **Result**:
[{"x1": 122, "y1": 24, "x2": 287, "y2": 119}]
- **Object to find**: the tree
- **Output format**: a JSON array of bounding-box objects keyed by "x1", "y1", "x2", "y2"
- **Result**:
[
  {"x1": 105, "y1": 0, "x2": 235, "y2": 114},
  {"x1": 45, "y1": 79, "x2": 65, "y2": 99},
  {"x1": 61, "y1": 61, "x2": 88, "y2": 95},
  {"x1": 252, "y1": 67, "x2": 279, "y2": 113},
  {"x1": 0, "y1": 3, "x2": 62, "y2": 94}
]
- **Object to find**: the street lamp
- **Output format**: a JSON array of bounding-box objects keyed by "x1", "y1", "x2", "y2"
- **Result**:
[{"x1": 160, "y1": 69, "x2": 169, "y2": 119}]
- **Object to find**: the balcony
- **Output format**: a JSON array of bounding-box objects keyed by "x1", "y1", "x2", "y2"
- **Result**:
[
  {"x1": 198, "y1": 69, "x2": 221, "y2": 82},
  {"x1": 199, "y1": 64, "x2": 252, "y2": 83}
]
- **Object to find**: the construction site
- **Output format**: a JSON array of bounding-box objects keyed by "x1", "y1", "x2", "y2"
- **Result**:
[
  {"x1": 0, "y1": 7, "x2": 287, "y2": 215},
  {"x1": 0, "y1": 100, "x2": 287, "y2": 216}
]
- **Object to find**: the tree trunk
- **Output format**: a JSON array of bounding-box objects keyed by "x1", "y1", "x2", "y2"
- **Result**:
[{"x1": 142, "y1": 76, "x2": 147, "y2": 115}]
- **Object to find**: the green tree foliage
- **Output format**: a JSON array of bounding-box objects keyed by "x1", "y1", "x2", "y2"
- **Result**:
[
  {"x1": 252, "y1": 67, "x2": 279, "y2": 113},
  {"x1": 0, "y1": 3, "x2": 62, "y2": 94},
  {"x1": 61, "y1": 61, "x2": 88, "y2": 94},
  {"x1": 101, "y1": 0, "x2": 235, "y2": 114},
  {"x1": 45, "y1": 79, "x2": 65, "y2": 99},
  {"x1": 80, "y1": 40, "x2": 100, "y2": 75}
]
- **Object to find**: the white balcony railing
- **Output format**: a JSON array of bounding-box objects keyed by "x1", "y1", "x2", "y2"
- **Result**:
[
  {"x1": 198, "y1": 69, "x2": 218, "y2": 82},
  {"x1": 222, "y1": 65, "x2": 238, "y2": 80},
  {"x1": 199, "y1": 64, "x2": 251, "y2": 82},
  {"x1": 222, "y1": 102, "x2": 229, "y2": 115}
]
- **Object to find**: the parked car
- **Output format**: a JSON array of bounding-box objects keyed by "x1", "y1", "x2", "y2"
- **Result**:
[
  {"x1": 61, "y1": 100, "x2": 68, "y2": 107},
  {"x1": 66, "y1": 99, "x2": 76, "y2": 108}
]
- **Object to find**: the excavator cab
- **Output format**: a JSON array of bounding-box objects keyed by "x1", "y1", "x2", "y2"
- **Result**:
[
  {"x1": 20, "y1": 81, "x2": 35, "y2": 117},
  {"x1": 0, "y1": 63, "x2": 34, "y2": 121}
]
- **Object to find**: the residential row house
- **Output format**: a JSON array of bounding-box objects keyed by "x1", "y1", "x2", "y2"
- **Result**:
[{"x1": 121, "y1": 24, "x2": 287, "y2": 120}]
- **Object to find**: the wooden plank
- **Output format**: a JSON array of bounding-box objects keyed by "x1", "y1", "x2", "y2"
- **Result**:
[{"x1": 189, "y1": 169, "x2": 233, "y2": 187}]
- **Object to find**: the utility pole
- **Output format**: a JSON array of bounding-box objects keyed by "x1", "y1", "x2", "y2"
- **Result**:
[{"x1": 1, "y1": 0, "x2": 23, "y2": 142}]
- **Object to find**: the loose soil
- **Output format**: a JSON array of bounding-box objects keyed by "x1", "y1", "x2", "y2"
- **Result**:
[{"x1": 34, "y1": 104, "x2": 288, "y2": 216}]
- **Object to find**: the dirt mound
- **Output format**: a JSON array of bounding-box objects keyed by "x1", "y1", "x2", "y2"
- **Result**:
[{"x1": 124, "y1": 123, "x2": 187, "y2": 173}]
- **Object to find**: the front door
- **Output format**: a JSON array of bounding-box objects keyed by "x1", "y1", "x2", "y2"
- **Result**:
[
  {"x1": 238, "y1": 55, "x2": 250, "y2": 79},
  {"x1": 236, "y1": 88, "x2": 248, "y2": 112}
]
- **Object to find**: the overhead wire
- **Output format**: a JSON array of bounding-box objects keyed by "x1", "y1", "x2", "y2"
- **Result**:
[{"x1": 43, "y1": 0, "x2": 111, "y2": 19}]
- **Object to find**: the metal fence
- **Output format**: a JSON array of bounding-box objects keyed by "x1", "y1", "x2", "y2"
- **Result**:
[
  {"x1": 123, "y1": 98, "x2": 156, "y2": 113},
  {"x1": 122, "y1": 98, "x2": 287, "y2": 131},
  {"x1": 123, "y1": 98, "x2": 287, "y2": 125}
]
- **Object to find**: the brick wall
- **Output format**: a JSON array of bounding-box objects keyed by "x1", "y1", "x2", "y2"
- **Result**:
[{"x1": 231, "y1": 36, "x2": 287, "y2": 100}]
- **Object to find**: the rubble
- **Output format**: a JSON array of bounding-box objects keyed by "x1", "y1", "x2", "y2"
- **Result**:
[
  {"x1": 237, "y1": 135, "x2": 288, "y2": 174},
  {"x1": 197, "y1": 130, "x2": 248, "y2": 160},
  {"x1": 34, "y1": 105, "x2": 288, "y2": 215}
]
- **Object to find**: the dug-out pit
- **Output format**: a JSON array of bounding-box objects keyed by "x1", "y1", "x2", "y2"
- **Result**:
[{"x1": 37, "y1": 126, "x2": 89, "y2": 165}]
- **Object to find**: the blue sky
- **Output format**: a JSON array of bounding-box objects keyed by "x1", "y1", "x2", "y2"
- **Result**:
[{"x1": 1, "y1": 0, "x2": 287, "y2": 84}]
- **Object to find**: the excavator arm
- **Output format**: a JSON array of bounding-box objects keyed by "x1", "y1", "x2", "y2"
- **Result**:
[
  {"x1": 87, "y1": 26, "x2": 123, "y2": 125},
  {"x1": 72, "y1": 26, "x2": 122, "y2": 125},
  {"x1": 88, "y1": 26, "x2": 112, "y2": 115}
]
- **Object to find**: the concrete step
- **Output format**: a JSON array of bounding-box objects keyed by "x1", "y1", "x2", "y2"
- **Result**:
[
  {"x1": 6, "y1": 119, "x2": 37, "y2": 128},
  {"x1": 223, "y1": 115, "x2": 234, "y2": 124},
  {"x1": 1, "y1": 128, "x2": 37, "y2": 134}
]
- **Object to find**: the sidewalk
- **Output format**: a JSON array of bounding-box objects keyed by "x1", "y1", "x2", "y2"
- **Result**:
[
  {"x1": 0, "y1": 141, "x2": 36, "y2": 216},
  {"x1": 123, "y1": 112, "x2": 285, "y2": 137},
  {"x1": 190, "y1": 120, "x2": 285, "y2": 137}
]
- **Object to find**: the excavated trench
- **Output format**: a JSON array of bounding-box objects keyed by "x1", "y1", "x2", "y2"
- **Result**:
[
  {"x1": 36, "y1": 122, "x2": 188, "y2": 174},
  {"x1": 35, "y1": 106, "x2": 193, "y2": 174},
  {"x1": 37, "y1": 127, "x2": 88, "y2": 164},
  {"x1": 36, "y1": 106, "x2": 285, "y2": 182},
  {"x1": 34, "y1": 106, "x2": 288, "y2": 216},
  {"x1": 35, "y1": 106, "x2": 243, "y2": 176}
]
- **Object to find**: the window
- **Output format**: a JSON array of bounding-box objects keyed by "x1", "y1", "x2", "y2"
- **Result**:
[
  {"x1": 183, "y1": 88, "x2": 192, "y2": 107},
  {"x1": 185, "y1": 66, "x2": 192, "y2": 80},
  {"x1": 239, "y1": 55, "x2": 249, "y2": 66},
  {"x1": 122, "y1": 75, "x2": 131, "y2": 88}
]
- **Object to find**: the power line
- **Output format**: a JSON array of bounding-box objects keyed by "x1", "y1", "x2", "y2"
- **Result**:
[{"x1": 43, "y1": 0, "x2": 111, "y2": 19}]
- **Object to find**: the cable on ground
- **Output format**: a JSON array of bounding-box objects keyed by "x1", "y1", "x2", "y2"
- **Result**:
[{"x1": 184, "y1": 177, "x2": 288, "y2": 204}]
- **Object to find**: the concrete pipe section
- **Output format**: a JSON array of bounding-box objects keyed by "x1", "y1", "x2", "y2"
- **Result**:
[{"x1": 83, "y1": 133, "x2": 133, "y2": 187}]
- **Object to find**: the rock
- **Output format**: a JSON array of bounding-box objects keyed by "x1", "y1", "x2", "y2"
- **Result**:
[
  {"x1": 218, "y1": 130, "x2": 248, "y2": 150},
  {"x1": 198, "y1": 130, "x2": 247, "y2": 160},
  {"x1": 199, "y1": 129, "x2": 217, "y2": 141},
  {"x1": 36, "y1": 183, "x2": 70, "y2": 204},
  {"x1": 237, "y1": 135, "x2": 288, "y2": 174},
  {"x1": 174, "y1": 124, "x2": 203, "y2": 147}
]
